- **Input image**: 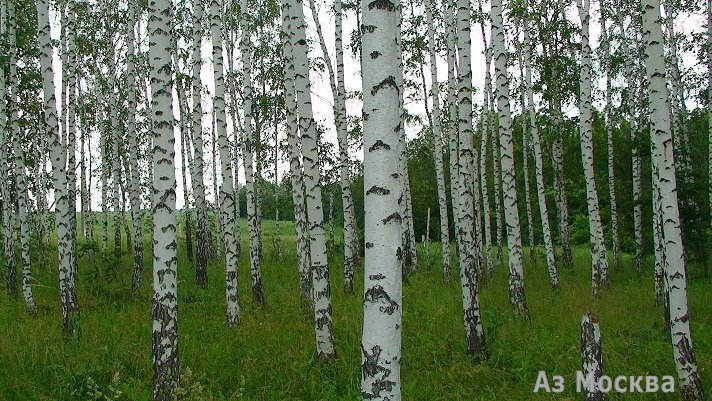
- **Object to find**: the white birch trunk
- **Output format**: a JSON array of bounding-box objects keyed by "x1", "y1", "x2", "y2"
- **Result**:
[
  {"x1": 210, "y1": 0, "x2": 241, "y2": 323},
  {"x1": 576, "y1": 0, "x2": 609, "y2": 296},
  {"x1": 190, "y1": 0, "x2": 210, "y2": 286},
  {"x1": 308, "y1": 0, "x2": 357, "y2": 292},
  {"x1": 281, "y1": 3, "x2": 312, "y2": 301},
  {"x1": 580, "y1": 312, "x2": 603, "y2": 401},
  {"x1": 37, "y1": 0, "x2": 79, "y2": 334},
  {"x1": 287, "y1": 0, "x2": 335, "y2": 358},
  {"x1": 360, "y1": 0, "x2": 403, "y2": 396},
  {"x1": 127, "y1": 2, "x2": 144, "y2": 290},
  {"x1": 492, "y1": 0, "x2": 529, "y2": 318},
  {"x1": 523, "y1": 14, "x2": 558, "y2": 290},
  {"x1": 600, "y1": 3, "x2": 621, "y2": 270},
  {"x1": 239, "y1": 0, "x2": 265, "y2": 304},
  {"x1": 643, "y1": 0, "x2": 705, "y2": 397},
  {"x1": 148, "y1": 0, "x2": 180, "y2": 397}
]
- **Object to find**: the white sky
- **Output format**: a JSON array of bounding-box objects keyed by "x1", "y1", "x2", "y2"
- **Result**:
[{"x1": 41, "y1": 0, "x2": 707, "y2": 211}]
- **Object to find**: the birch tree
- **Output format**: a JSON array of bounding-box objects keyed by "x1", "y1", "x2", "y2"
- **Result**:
[
  {"x1": 492, "y1": 0, "x2": 529, "y2": 318},
  {"x1": 360, "y1": 0, "x2": 404, "y2": 396},
  {"x1": 239, "y1": 0, "x2": 265, "y2": 304},
  {"x1": 425, "y1": 0, "x2": 451, "y2": 280},
  {"x1": 128, "y1": 0, "x2": 144, "y2": 290},
  {"x1": 148, "y1": 0, "x2": 180, "y2": 396},
  {"x1": 190, "y1": 0, "x2": 210, "y2": 286},
  {"x1": 576, "y1": 0, "x2": 609, "y2": 296},
  {"x1": 643, "y1": 0, "x2": 705, "y2": 397},
  {"x1": 211, "y1": 0, "x2": 241, "y2": 322},
  {"x1": 281, "y1": 2, "x2": 311, "y2": 301},
  {"x1": 523, "y1": 5, "x2": 558, "y2": 290},
  {"x1": 37, "y1": 0, "x2": 79, "y2": 334},
  {"x1": 286, "y1": 0, "x2": 335, "y2": 358}
]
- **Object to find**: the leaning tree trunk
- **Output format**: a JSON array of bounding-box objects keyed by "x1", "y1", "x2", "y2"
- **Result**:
[
  {"x1": 308, "y1": 0, "x2": 357, "y2": 293},
  {"x1": 426, "y1": 0, "x2": 451, "y2": 281},
  {"x1": 455, "y1": 0, "x2": 488, "y2": 354},
  {"x1": 176, "y1": 73, "x2": 194, "y2": 264},
  {"x1": 360, "y1": 0, "x2": 404, "y2": 397},
  {"x1": 239, "y1": 0, "x2": 265, "y2": 304},
  {"x1": 492, "y1": 0, "x2": 529, "y2": 319},
  {"x1": 190, "y1": 0, "x2": 210, "y2": 286},
  {"x1": 148, "y1": 0, "x2": 180, "y2": 397},
  {"x1": 281, "y1": 4, "x2": 311, "y2": 302},
  {"x1": 287, "y1": 0, "x2": 335, "y2": 358},
  {"x1": 576, "y1": 0, "x2": 609, "y2": 296},
  {"x1": 211, "y1": 0, "x2": 241, "y2": 324},
  {"x1": 643, "y1": 0, "x2": 705, "y2": 397},
  {"x1": 38, "y1": 0, "x2": 79, "y2": 334},
  {"x1": 600, "y1": 2, "x2": 621, "y2": 270},
  {"x1": 127, "y1": 1, "x2": 144, "y2": 290},
  {"x1": 523, "y1": 12, "x2": 558, "y2": 290}
]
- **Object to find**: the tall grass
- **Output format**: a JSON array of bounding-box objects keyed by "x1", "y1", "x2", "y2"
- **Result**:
[{"x1": 0, "y1": 217, "x2": 709, "y2": 400}]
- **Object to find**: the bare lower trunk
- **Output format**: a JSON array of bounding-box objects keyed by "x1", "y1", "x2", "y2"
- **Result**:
[{"x1": 580, "y1": 312, "x2": 603, "y2": 401}]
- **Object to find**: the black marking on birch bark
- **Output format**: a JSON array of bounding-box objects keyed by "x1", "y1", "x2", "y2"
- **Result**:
[
  {"x1": 381, "y1": 212, "x2": 402, "y2": 225},
  {"x1": 364, "y1": 285, "x2": 399, "y2": 314},
  {"x1": 369, "y1": 140, "x2": 391, "y2": 151},
  {"x1": 369, "y1": 273, "x2": 386, "y2": 280},
  {"x1": 370, "y1": 51, "x2": 382, "y2": 59},
  {"x1": 365, "y1": 242, "x2": 374, "y2": 248},
  {"x1": 368, "y1": 0, "x2": 396, "y2": 11},
  {"x1": 366, "y1": 186, "x2": 390, "y2": 195},
  {"x1": 371, "y1": 76, "x2": 399, "y2": 96}
]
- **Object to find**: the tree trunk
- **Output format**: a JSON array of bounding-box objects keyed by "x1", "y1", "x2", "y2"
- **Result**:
[
  {"x1": 211, "y1": 0, "x2": 241, "y2": 324},
  {"x1": 280, "y1": 4, "x2": 312, "y2": 302},
  {"x1": 360, "y1": 0, "x2": 404, "y2": 397},
  {"x1": 576, "y1": 0, "x2": 609, "y2": 296},
  {"x1": 148, "y1": 0, "x2": 180, "y2": 397},
  {"x1": 453, "y1": 0, "x2": 488, "y2": 352},
  {"x1": 493, "y1": 0, "x2": 529, "y2": 319},
  {"x1": 9, "y1": 0, "x2": 36, "y2": 314},
  {"x1": 643, "y1": 0, "x2": 705, "y2": 397},
  {"x1": 127, "y1": 2, "x2": 144, "y2": 290},
  {"x1": 600, "y1": 2, "x2": 621, "y2": 271},
  {"x1": 523, "y1": 12, "x2": 558, "y2": 290},
  {"x1": 580, "y1": 311, "x2": 603, "y2": 401},
  {"x1": 239, "y1": 0, "x2": 265, "y2": 304},
  {"x1": 287, "y1": 0, "x2": 335, "y2": 358},
  {"x1": 176, "y1": 72, "x2": 194, "y2": 264},
  {"x1": 38, "y1": 0, "x2": 79, "y2": 334},
  {"x1": 190, "y1": 0, "x2": 210, "y2": 286}
]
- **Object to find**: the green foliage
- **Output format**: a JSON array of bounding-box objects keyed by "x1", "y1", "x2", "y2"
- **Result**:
[{"x1": 0, "y1": 222, "x2": 710, "y2": 400}]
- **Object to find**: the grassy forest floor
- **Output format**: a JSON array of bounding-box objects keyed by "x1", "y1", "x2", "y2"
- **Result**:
[{"x1": 0, "y1": 218, "x2": 710, "y2": 400}]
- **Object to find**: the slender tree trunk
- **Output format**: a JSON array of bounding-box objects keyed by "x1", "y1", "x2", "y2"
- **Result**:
[
  {"x1": 523, "y1": 13, "x2": 558, "y2": 290},
  {"x1": 177, "y1": 73, "x2": 194, "y2": 264},
  {"x1": 446, "y1": 0, "x2": 462, "y2": 269},
  {"x1": 211, "y1": 0, "x2": 241, "y2": 323},
  {"x1": 109, "y1": 55, "x2": 122, "y2": 257},
  {"x1": 551, "y1": 125, "x2": 573, "y2": 268},
  {"x1": 287, "y1": 0, "x2": 335, "y2": 358},
  {"x1": 127, "y1": 2, "x2": 144, "y2": 290},
  {"x1": 328, "y1": 193, "x2": 335, "y2": 254},
  {"x1": 239, "y1": 1, "x2": 265, "y2": 303},
  {"x1": 148, "y1": 0, "x2": 180, "y2": 397},
  {"x1": 600, "y1": 3, "x2": 621, "y2": 271},
  {"x1": 281, "y1": 5, "x2": 312, "y2": 301},
  {"x1": 519, "y1": 71, "x2": 536, "y2": 268},
  {"x1": 38, "y1": 0, "x2": 79, "y2": 334},
  {"x1": 453, "y1": 0, "x2": 488, "y2": 354},
  {"x1": 643, "y1": 0, "x2": 705, "y2": 397},
  {"x1": 576, "y1": 0, "x2": 609, "y2": 296},
  {"x1": 308, "y1": 0, "x2": 357, "y2": 293},
  {"x1": 477, "y1": 3, "x2": 495, "y2": 277},
  {"x1": 493, "y1": 0, "x2": 529, "y2": 319},
  {"x1": 190, "y1": 0, "x2": 210, "y2": 286},
  {"x1": 360, "y1": 0, "x2": 404, "y2": 396},
  {"x1": 1, "y1": 0, "x2": 16, "y2": 295}
]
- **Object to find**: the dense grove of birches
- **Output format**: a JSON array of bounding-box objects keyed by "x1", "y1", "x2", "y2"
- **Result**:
[{"x1": 0, "y1": 0, "x2": 709, "y2": 399}]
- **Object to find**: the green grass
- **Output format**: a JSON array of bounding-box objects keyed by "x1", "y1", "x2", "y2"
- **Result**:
[{"x1": 0, "y1": 218, "x2": 710, "y2": 400}]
